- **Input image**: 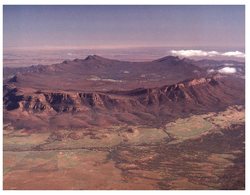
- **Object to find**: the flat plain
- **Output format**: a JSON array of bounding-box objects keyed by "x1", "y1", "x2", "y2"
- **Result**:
[{"x1": 3, "y1": 105, "x2": 245, "y2": 189}]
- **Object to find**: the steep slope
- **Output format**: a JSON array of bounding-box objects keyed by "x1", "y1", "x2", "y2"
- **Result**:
[
  {"x1": 3, "y1": 55, "x2": 245, "y2": 130},
  {"x1": 3, "y1": 74, "x2": 244, "y2": 130}
]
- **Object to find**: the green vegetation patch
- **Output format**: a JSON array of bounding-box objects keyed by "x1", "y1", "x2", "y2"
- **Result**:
[
  {"x1": 124, "y1": 127, "x2": 168, "y2": 144},
  {"x1": 4, "y1": 133, "x2": 50, "y2": 151},
  {"x1": 165, "y1": 115, "x2": 213, "y2": 140}
]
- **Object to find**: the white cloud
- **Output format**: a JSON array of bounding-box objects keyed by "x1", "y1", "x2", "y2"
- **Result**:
[
  {"x1": 170, "y1": 50, "x2": 245, "y2": 58},
  {"x1": 218, "y1": 67, "x2": 237, "y2": 74},
  {"x1": 207, "y1": 51, "x2": 220, "y2": 56},
  {"x1": 207, "y1": 69, "x2": 215, "y2": 73},
  {"x1": 171, "y1": 50, "x2": 219, "y2": 57},
  {"x1": 67, "y1": 52, "x2": 73, "y2": 56},
  {"x1": 221, "y1": 51, "x2": 245, "y2": 58}
]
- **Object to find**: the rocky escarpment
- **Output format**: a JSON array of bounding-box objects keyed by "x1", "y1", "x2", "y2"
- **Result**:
[{"x1": 3, "y1": 76, "x2": 244, "y2": 115}]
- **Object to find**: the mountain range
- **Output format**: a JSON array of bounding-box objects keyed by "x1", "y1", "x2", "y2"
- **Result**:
[{"x1": 3, "y1": 55, "x2": 245, "y2": 131}]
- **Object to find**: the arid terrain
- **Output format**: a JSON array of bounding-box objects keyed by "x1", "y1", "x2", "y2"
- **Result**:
[{"x1": 3, "y1": 55, "x2": 245, "y2": 190}]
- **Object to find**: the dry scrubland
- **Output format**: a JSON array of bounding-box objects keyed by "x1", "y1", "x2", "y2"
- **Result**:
[{"x1": 3, "y1": 105, "x2": 245, "y2": 190}]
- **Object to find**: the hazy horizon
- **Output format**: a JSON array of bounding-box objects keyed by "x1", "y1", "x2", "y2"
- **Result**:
[
  {"x1": 3, "y1": 46, "x2": 245, "y2": 67},
  {"x1": 3, "y1": 5, "x2": 245, "y2": 67}
]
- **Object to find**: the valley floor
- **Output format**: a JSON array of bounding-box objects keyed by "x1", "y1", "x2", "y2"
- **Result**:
[{"x1": 3, "y1": 105, "x2": 245, "y2": 190}]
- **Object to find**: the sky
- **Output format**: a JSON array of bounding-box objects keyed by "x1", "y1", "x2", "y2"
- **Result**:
[{"x1": 3, "y1": 5, "x2": 245, "y2": 50}]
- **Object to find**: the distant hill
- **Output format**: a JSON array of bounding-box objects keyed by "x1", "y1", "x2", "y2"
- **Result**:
[{"x1": 3, "y1": 55, "x2": 204, "y2": 91}]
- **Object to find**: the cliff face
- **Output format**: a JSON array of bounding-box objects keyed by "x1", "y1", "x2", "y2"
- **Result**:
[
  {"x1": 3, "y1": 73, "x2": 245, "y2": 131},
  {"x1": 3, "y1": 55, "x2": 245, "y2": 131},
  {"x1": 3, "y1": 76, "x2": 244, "y2": 115}
]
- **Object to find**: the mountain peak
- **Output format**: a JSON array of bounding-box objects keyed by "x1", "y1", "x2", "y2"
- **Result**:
[
  {"x1": 84, "y1": 55, "x2": 105, "y2": 61},
  {"x1": 153, "y1": 55, "x2": 181, "y2": 63}
]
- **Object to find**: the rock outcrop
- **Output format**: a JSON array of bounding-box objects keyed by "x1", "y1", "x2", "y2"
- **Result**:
[{"x1": 3, "y1": 76, "x2": 244, "y2": 115}]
